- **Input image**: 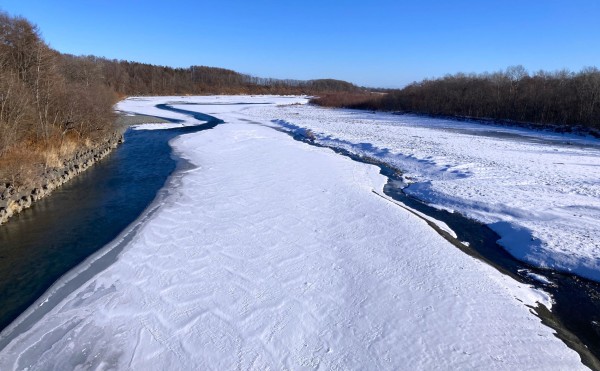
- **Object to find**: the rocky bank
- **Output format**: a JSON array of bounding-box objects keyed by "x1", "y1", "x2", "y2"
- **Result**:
[{"x1": 0, "y1": 133, "x2": 123, "y2": 225}]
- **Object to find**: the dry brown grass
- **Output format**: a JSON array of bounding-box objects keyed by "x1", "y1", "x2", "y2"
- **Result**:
[
  {"x1": 43, "y1": 138, "x2": 80, "y2": 168},
  {"x1": 43, "y1": 150, "x2": 62, "y2": 168},
  {"x1": 0, "y1": 134, "x2": 89, "y2": 188},
  {"x1": 58, "y1": 136, "x2": 80, "y2": 157},
  {"x1": 0, "y1": 141, "x2": 44, "y2": 187}
]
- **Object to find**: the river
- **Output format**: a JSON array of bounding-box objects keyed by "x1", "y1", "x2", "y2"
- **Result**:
[
  {"x1": 0, "y1": 112, "x2": 220, "y2": 336},
  {"x1": 1, "y1": 103, "x2": 599, "y2": 369}
]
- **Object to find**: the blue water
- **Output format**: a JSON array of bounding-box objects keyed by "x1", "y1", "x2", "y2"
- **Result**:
[{"x1": 0, "y1": 111, "x2": 220, "y2": 332}]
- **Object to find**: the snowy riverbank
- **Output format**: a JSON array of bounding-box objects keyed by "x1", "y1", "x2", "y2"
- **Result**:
[
  {"x1": 246, "y1": 103, "x2": 600, "y2": 283},
  {"x1": 0, "y1": 96, "x2": 587, "y2": 370}
]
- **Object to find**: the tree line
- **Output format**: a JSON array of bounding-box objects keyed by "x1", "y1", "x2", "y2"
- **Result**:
[
  {"x1": 0, "y1": 11, "x2": 116, "y2": 157},
  {"x1": 1, "y1": 8, "x2": 361, "y2": 157},
  {"x1": 0, "y1": 10, "x2": 361, "y2": 185},
  {"x1": 313, "y1": 66, "x2": 600, "y2": 132},
  {"x1": 93, "y1": 57, "x2": 359, "y2": 96}
]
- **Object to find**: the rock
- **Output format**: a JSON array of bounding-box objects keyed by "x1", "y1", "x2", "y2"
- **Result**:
[{"x1": 0, "y1": 131, "x2": 123, "y2": 226}]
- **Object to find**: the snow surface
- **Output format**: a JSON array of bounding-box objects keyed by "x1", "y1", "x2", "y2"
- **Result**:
[
  {"x1": 246, "y1": 104, "x2": 600, "y2": 282},
  {"x1": 0, "y1": 96, "x2": 586, "y2": 370}
]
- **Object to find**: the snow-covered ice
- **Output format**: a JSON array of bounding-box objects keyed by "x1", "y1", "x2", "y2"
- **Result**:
[
  {"x1": 247, "y1": 104, "x2": 600, "y2": 282},
  {"x1": 0, "y1": 96, "x2": 586, "y2": 370}
]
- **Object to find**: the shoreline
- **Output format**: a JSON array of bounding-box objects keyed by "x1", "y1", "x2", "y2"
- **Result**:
[
  {"x1": 276, "y1": 124, "x2": 600, "y2": 370},
  {"x1": 0, "y1": 114, "x2": 176, "y2": 227},
  {"x1": 0, "y1": 132, "x2": 123, "y2": 226},
  {"x1": 390, "y1": 109, "x2": 600, "y2": 139},
  {"x1": 265, "y1": 104, "x2": 600, "y2": 280},
  {"x1": 0, "y1": 150, "x2": 194, "y2": 350},
  {"x1": 0, "y1": 110, "x2": 219, "y2": 350}
]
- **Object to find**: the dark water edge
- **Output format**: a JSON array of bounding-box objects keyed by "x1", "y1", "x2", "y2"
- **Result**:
[
  {"x1": 0, "y1": 111, "x2": 220, "y2": 338},
  {"x1": 277, "y1": 125, "x2": 600, "y2": 370}
]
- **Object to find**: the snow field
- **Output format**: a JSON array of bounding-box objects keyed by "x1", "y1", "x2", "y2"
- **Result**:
[
  {"x1": 0, "y1": 96, "x2": 586, "y2": 370},
  {"x1": 246, "y1": 104, "x2": 600, "y2": 282}
]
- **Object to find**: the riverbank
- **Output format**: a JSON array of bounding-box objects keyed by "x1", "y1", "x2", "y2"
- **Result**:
[
  {"x1": 312, "y1": 96, "x2": 600, "y2": 139},
  {"x1": 0, "y1": 112, "x2": 179, "y2": 227},
  {"x1": 272, "y1": 117, "x2": 600, "y2": 369},
  {"x1": 249, "y1": 104, "x2": 600, "y2": 283},
  {"x1": 0, "y1": 132, "x2": 124, "y2": 226},
  {"x1": 0, "y1": 117, "x2": 220, "y2": 345}
]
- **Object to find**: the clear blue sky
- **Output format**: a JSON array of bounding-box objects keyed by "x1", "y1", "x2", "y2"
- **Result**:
[{"x1": 1, "y1": 0, "x2": 599, "y2": 87}]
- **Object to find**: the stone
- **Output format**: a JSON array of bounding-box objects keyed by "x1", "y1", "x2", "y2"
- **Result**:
[{"x1": 0, "y1": 130, "x2": 123, "y2": 226}]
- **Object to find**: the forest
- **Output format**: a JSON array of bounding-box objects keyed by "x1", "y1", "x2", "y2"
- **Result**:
[
  {"x1": 0, "y1": 11, "x2": 359, "y2": 186},
  {"x1": 93, "y1": 57, "x2": 359, "y2": 96},
  {"x1": 0, "y1": 12, "x2": 117, "y2": 186},
  {"x1": 313, "y1": 66, "x2": 600, "y2": 133}
]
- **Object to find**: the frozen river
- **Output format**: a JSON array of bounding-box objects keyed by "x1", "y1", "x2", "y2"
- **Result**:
[{"x1": 0, "y1": 96, "x2": 595, "y2": 370}]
